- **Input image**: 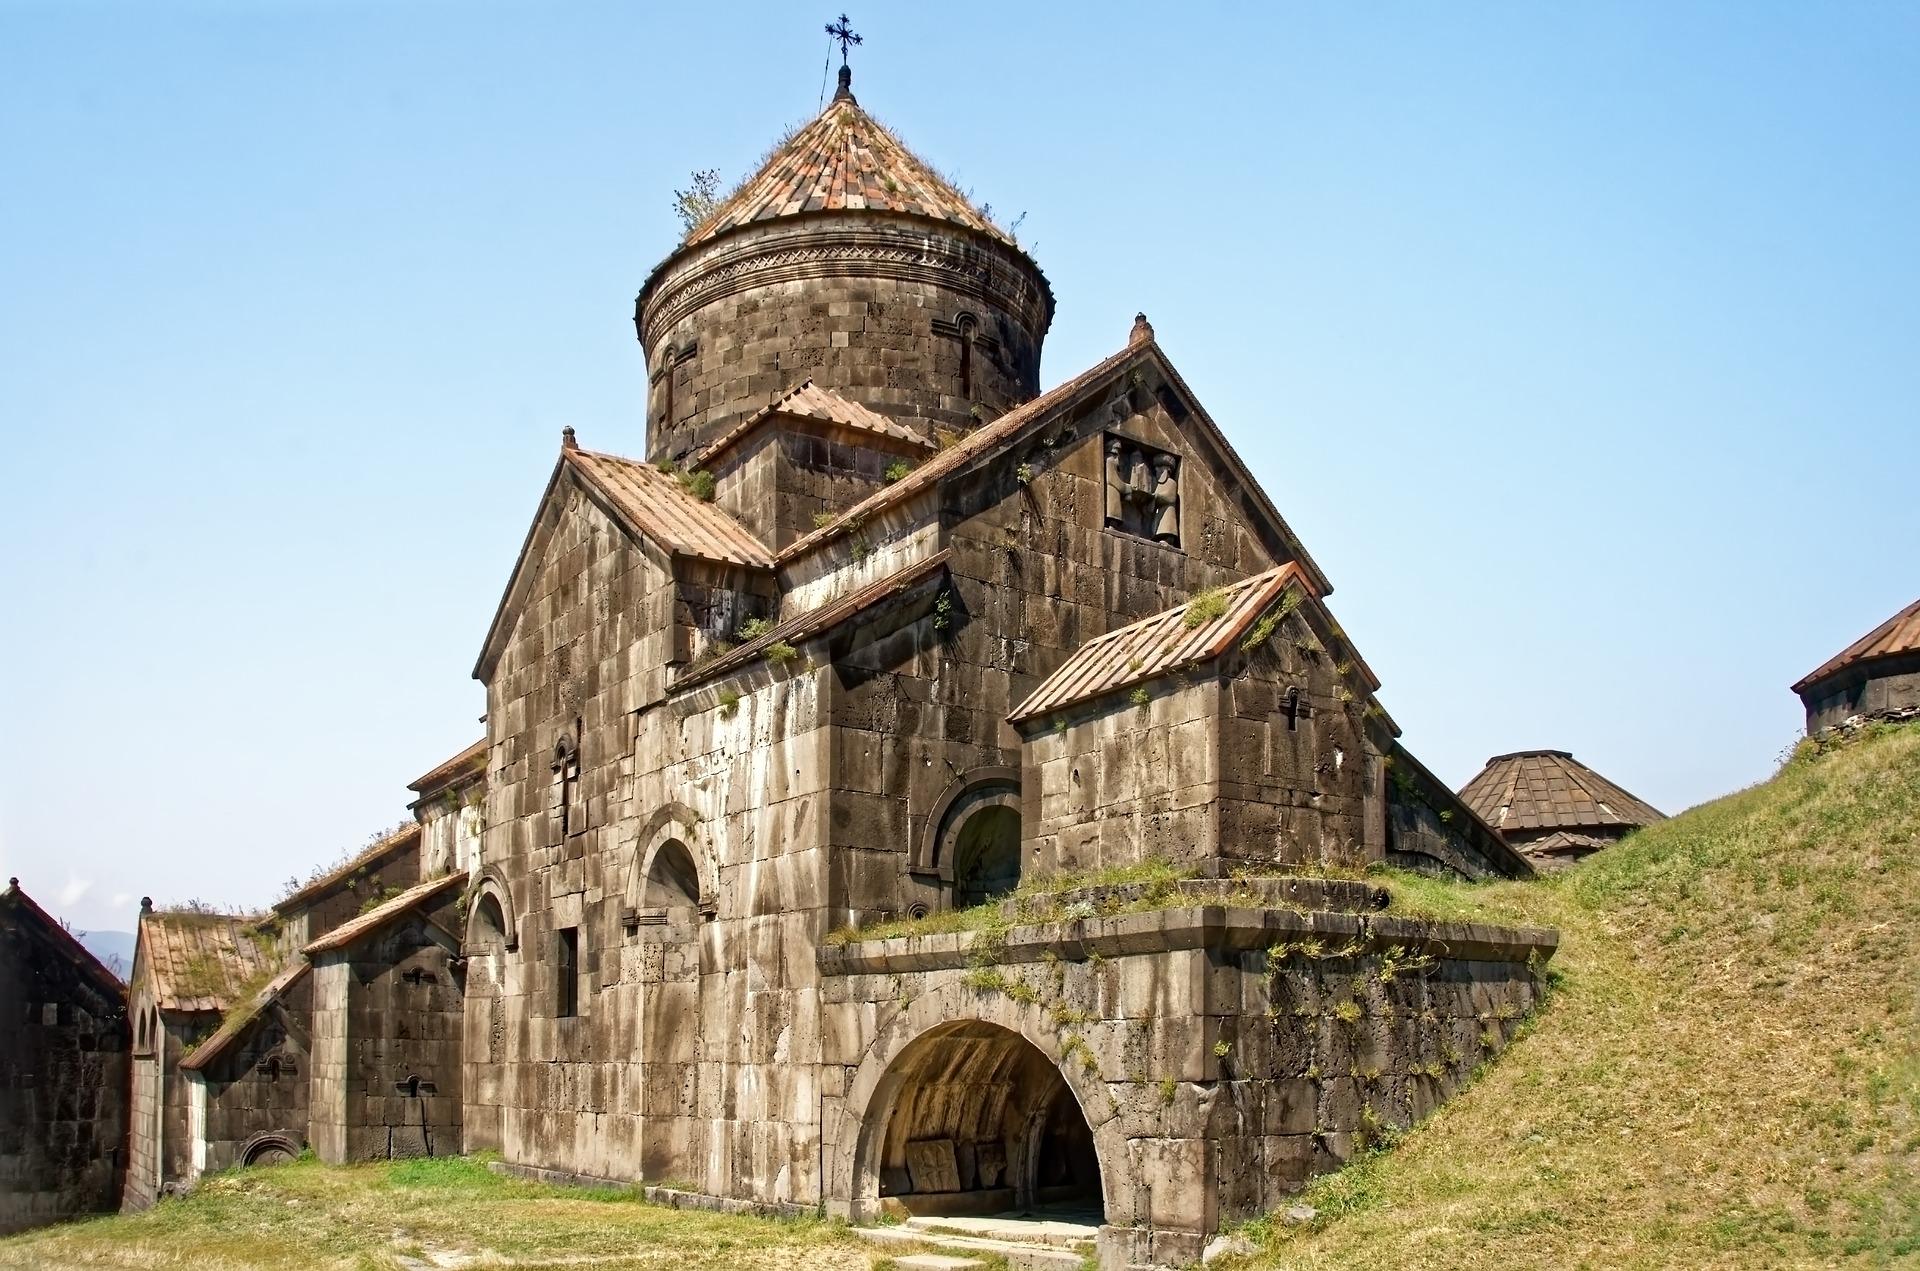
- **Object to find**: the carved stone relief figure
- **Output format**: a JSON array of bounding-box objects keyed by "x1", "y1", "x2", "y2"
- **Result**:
[
  {"x1": 1150, "y1": 453, "x2": 1180, "y2": 544},
  {"x1": 1104, "y1": 439, "x2": 1127, "y2": 528}
]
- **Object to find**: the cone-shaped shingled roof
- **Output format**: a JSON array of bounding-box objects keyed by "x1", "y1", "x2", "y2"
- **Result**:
[
  {"x1": 1458, "y1": 750, "x2": 1664, "y2": 836},
  {"x1": 679, "y1": 86, "x2": 1015, "y2": 250}
]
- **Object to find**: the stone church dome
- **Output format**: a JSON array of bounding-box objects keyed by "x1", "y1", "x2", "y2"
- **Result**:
[{"x1": 634, "y1": 69, "x2": 1054, "y2": 463}]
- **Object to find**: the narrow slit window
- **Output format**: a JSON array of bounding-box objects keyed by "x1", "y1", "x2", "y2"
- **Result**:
[{"x1": 556, "y1": 926, "x2": 579, "y2": 1018}]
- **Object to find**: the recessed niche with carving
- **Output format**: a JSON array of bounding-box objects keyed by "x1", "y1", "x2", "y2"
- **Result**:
[{"x1": 1103, "y1": 433, "x2": 1181, "y2": 547}]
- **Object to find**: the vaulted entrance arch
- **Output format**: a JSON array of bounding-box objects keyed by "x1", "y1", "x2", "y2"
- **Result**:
[{"x1": 846, "y1": 1018, "x2": 1106, "y2": 1220}]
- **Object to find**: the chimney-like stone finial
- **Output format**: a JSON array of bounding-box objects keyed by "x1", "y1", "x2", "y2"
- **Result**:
[
  {"x1": 6, "y1": 877, "x2": 16, "y2": 891},
  {"x1": 561, "y1": 426, "x2": 578, "y2": 450},
  {"x1": 1130, "y1": 312, "x2": 1154, "y2": 346},
  {"x1": 833, "y1": 63, "x2": 855, "y2": 103},
  {"x1": 140, "y1": 896, "x2": 153, "y2": 913}
]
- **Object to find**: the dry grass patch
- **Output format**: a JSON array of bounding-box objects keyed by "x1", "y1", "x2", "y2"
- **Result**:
[
  {"x1": 0, "y1": 1155, "x2": 880, "y2": 1270},
  {"x1": 1225, "y1": 723, "x2": 1920, "y2": 1270}
]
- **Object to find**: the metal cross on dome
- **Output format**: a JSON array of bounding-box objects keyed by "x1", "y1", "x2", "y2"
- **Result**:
[{"x1": 826, "y1": 13, "x2": 862, "y2": 66}]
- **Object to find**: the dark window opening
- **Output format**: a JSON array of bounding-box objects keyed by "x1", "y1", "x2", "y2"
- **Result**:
[
  {"x1": 952, "y1": 805, "x2": 1023, "y2": 909},
  {"x1": 1285, "y1": 686, "x2": 1303, "y2": 731},
  {"x1": 556, "y1": 926, "x2": 579, "y2": 1017}
]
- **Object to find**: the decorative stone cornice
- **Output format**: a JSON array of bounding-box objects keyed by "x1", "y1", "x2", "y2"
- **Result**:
[{"x1": 637, "y1": 216, "x2": 1054, "y2": 352}]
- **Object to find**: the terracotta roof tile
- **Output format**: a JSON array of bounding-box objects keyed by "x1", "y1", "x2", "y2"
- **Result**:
[
  {"x1": 273, "y1": 823, "x2": 421, "y2": 917},
  {"x1": 178, "y1": 959, "x2": 309, "y2": 1072},
  {"x1": 682, "y1": 98, "x2": 1013, "y2": 250},
  {"x1": 694, "y1": 379, "x2": 935, "y2": 470},
  {"x1": 1009, "y1": 563, "x2": 1316, "y2": 723},
  {"x1": 136, "y1": 910, "x2": 277, "y2": 1014},
  {"x1": 302, "y1": 871, "x2": 468, "y2": 956},
  {"x1": 673, "y1": 549, "x2": 951, "y2": 691},
  {"x1": 1457, "y1": 751, "x2": 1664, "y2": 835},
  {"x1": 1793, "y1": 597, "x2": 1920, "y2": 692},
  {"x1": 776, "y1": 343, "x2": 1140, "y2": 567},
  {"x1": 565, "y1": 447, "x2": 773, "y2": 569},
  {"x1": 408, "y1": 738, "x2": 486, "y2": 795}
]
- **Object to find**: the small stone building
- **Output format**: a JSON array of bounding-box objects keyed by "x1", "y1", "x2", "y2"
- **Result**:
[
  {"x1": 123, "y1": 905, "x2": 278, "y2": 1208},
  {"x1": 304, "y1": 871, "x2": 468, "y2": 1163},
  {"x1": 0, "y1": 878, "x2": 129, "y2": 1234},
  {"x1": 1793, "y1": 596, "x2": 1920, "y2": 735},
  {"x1": 1457, "y1": 749, "x2": 1664, "y2": 873}
]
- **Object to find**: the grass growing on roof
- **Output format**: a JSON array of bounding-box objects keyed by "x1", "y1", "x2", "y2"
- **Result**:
[
  {"x1": 825, "y1": 857, "x2": 1195, "y2": 945},
  {"x1": 0, "y1": 1153, "x2": 871, "y2": 1270},
  {"x1": 1214, "y1": 720, "x2": 1920, "y2": 1271}
]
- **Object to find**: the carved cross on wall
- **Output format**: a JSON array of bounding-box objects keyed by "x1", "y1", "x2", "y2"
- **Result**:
[
  {"x1": 1284, "y1": 686, "x2": 1310, "y2": 732},
  {"x1": 402, "y1": 967, "x2": 435, "y2": 986}
]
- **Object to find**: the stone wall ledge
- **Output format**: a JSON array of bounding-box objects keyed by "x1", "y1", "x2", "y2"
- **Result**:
[
  {"x1": 818, "y1": 904, "x2": 1558, "y2": 977},
  {"x1": 490, "y1": 1159, "x2": 818, "y2": 1218}
]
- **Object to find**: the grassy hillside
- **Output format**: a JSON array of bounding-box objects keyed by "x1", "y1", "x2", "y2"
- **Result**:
[{"x1": 1233, "y1": 722, "x2": 1920, "y2": 1269}]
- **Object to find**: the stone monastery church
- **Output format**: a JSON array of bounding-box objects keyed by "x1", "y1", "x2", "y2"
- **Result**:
[{"x1": 14, "y1": 62, "x2": 1571, "y2": 1267}]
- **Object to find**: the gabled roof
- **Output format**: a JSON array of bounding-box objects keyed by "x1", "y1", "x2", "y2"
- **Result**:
[
  {"x1": 135, "y1": 909, "x2": 276, "y2": 1014},
  {"x1": 672, "y1": 549, "x2": 952, "y2": 692},
  {"x1": 408, "y1": 738, "x2": 486, "y2": 797},
  {"x1": 273, "y1": 823, "x2": 421, "y2": 917},
  {"x1": 302, "y1": 870, "x2": 468, "y2": 956},
  {"x1": 772, "y1": 334, "x2": 1335, "y2": 599},
  {"x1": 694, "y1": 379, "x2": 936, "y2": 470},
  {"x1": 177, "y1": 959, "x2": 309, "y2": 1073},
  {"x1": 475, "y1": 438, "x2": 774, "y2": 681},
  {"x1": 1458, "y1": 750, "x2": 1664, "y2": 835},
  {"x1": 1793, "y1": 596, "x2": 1920, "y2": 693},
  {"x1": 566, "y1": 446, "x2": 773, "y2": 569},
  {"x1": 678, "y1": 90, "x2": 1015, "y2": 252},
  {"x1": 1009, "y1": 562, "x2": 1318, "y2": 723},
  {"x1": 1, "y1": 878, "x2": 127, "y2": 1001},
  {"x1": 1386, "y1": 743, "x2": 1535, "y2": 880}
]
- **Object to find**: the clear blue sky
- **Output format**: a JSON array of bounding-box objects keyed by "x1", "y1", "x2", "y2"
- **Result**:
[{"x1": 3, "y1": 2, "x2": 1916, "y2": 934}]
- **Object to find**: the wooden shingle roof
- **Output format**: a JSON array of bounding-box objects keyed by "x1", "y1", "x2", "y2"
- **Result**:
[
  {"x1": 1458, "y1": 751, "x2": 1664, "y2": 836},
  {"x1": 136, "y1": 909, "x2": 276, "y2": 1014},
  {"x1": 1793, "y1": 597, "x2": 1920, "y2": 693},
  {"x1": 680, "y1": 93, "x2": 1014, "y2": 251}
]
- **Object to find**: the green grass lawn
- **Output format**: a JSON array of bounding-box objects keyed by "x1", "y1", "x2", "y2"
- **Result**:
[
  {"x1": 0, "y1": 1156, "x2": 883, "y2": 1271},
  {"x1": 1225, "y1": 722, "x2": 1920, "y2": 1269}
]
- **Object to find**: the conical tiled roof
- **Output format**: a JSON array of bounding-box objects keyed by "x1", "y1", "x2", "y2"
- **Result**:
[
  {"x1": 1792, "y1": 597, "x2": 1920, "y2": 693},
  {"x1": 680, "y1": 88, "x2": 1013, "y2": 250},
  {"x1": 1458, "y1": 750, "x2": 1663, "y2": 836}
]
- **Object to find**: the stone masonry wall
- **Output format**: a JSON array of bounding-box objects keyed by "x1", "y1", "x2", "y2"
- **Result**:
[
  {"x1": 312, "y1": 907, "x2": 464, "y2": 1163},
  {"x1": 638, "y1": 217, "x2": 1050, "y2": 463},
  {"x1": 0, "y1": 905, "x2": 129, "y2": 1234},
  {"x1": 194, "y1": 974, "x2": 312, "y2": 1173},
  {"x1": 1803, "y1": 655, "x2": 1920, "y2": 734},
  {"x1": 819, "y1": 903, "x2": 1556, "y2": 1269}
]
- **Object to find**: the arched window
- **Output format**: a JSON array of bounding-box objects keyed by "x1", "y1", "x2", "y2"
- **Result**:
[
  {"x1": 551, "y1": 730, "x2": 582, "y2": 841},
  {"x1": 644, "y1": 839, "x2": 701, "y2": 914},
  {"x1": 951, "y1": 805, "x2": 1022, "y2": 908},
  {"x1": 919, "y1": 769, "x2": 1023, "y2": 910}
]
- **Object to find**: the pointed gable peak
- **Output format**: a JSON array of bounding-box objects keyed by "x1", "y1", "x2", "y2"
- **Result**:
[{"x1": 681, "y1": 94, "x2": 1015, "y2": 250}]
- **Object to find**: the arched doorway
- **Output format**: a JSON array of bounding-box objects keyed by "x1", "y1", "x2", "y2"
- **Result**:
[{"x1": 858, "y1": 1020, "x2": 1104, "y2": 1220}]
